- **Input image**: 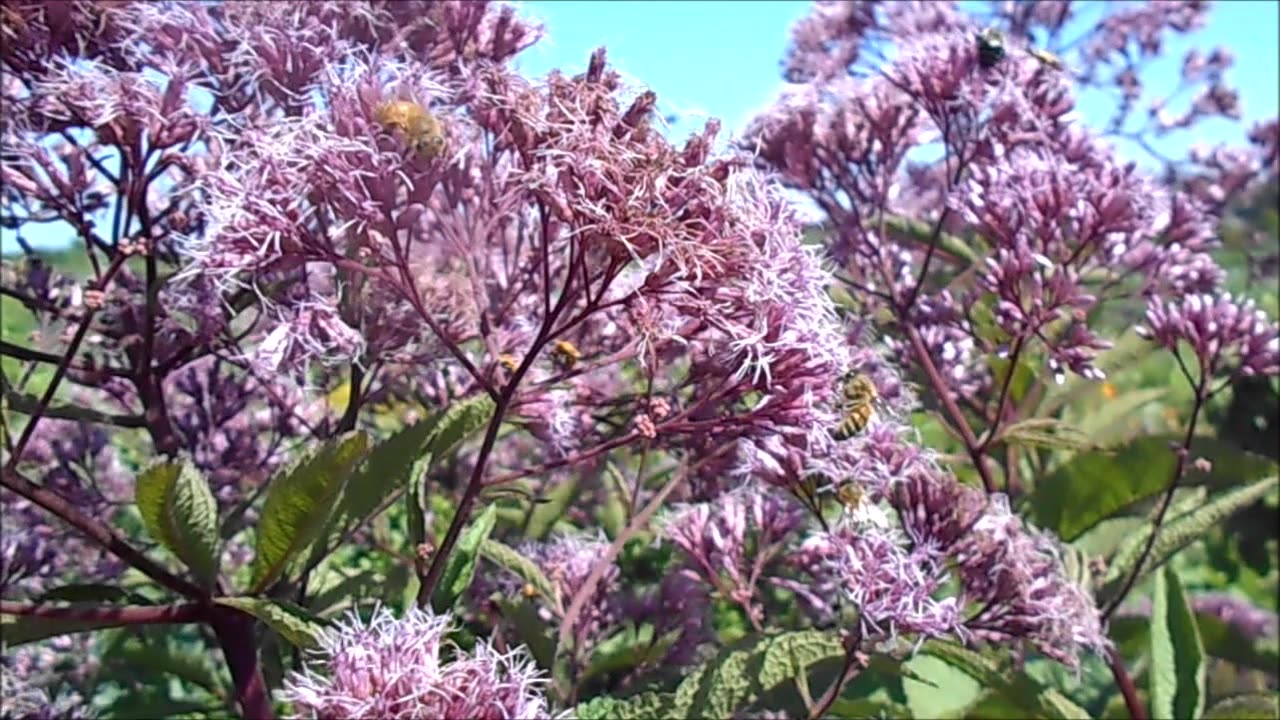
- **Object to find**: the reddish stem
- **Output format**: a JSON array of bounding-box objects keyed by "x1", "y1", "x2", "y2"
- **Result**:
[
  {"x1": 1108, "y1": 646, "x2": 1149, "y2": 720},
  {"x1": 0, "y1": 601, "x2": 202, "y2": 626},
  {"x1": 902, "y1": 323, "x2": 998, "y2": 493},
  {"x1": 210, "y1": 605, "x2": 274, "y2": 720}
]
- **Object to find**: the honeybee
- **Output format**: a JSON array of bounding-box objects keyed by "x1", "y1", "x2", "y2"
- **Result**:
[
  {"x1": 835, "y1": 482, "x2": 866, "y2": 510},
  {"x1": 374, "y1": 99, "x2": 446, "y2": 159},
  {"x1": 1028, "y1": 47, "x2": 1065, "y2": 71},
  {"x1": 976, "y1": 27, "x2": 1007, "y2": 68},
  {"x1": 550, "y1": 340, "x2": 582, "y2": 370},
  {"x1": 830, "y1": 372, "x2": 877, "y2": 440}
]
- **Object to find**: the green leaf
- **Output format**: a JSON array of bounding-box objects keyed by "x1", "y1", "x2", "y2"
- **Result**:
[
  {"x1": 1101, "y1": 476, "x2": 1280, "y2": 605},
  {"x1": 134, "y1": 460, "x2": 221, "y2": 588},
  {"x1": 494, "y1": 598, "x2": 557, "y2": 670},
  {"x1": 569, "y1": 631, "x2": 846, "y2": 720},
  {"x1": 827, "y1": 698, "x2": 915, "y2": 719},
  {"x1": 1203, "y1": 694, "x2": 1280, "y2": 720},
  {"x1": 598, "y1": 462, "x2": 630, "y2": 539},
  {"x1": 249, "y1": 432, "x2": 369, "y2": 594},
  {"x1": 36, "y1": 584, "x2": 150, "y2": 605},
  {"x1": 997, "y1": 417, "x2": 1095, "y2": 451},
  {"x1": 884, "y1": 213, "x2": 981, "y2": 265},
  {"x1": 584, "y1": 624, "x2": 672, "y2": 681},
  {"x1": 214, "y1": 597, "x2": 327, "y2": 650},
  {"x1": 572, "y1": 691, "x2": 674, "y2": 720},
  {"x1": 430, "y1": 504, "x2": 498, "y2": 613},
  {"x1": 920, "y1": 641, "x2": 1091, "y2": 719},
  {"x1": 1068, "y1": 387, "x2": 1169, "y2": 444},
  {"x1": 310, "y1": 419, "x2": 438, "y2": 567},
  {"x1": 1150, "y1": 567, "x2": 1206, "y2": 720},
  {"x1": 480, "y1": 539, "x2": 559, "y2": 610},
  {"x1": 670, "y1": 630, "x2": 844, "y2": 719},
  {"x1": 1029, "y1": 436, "x2": 1178, "y2": 542},
  {"x1": 525, "y1": 475, "x2": 578, "y2": 540},
  {"x1": 425, "y1": 393, "x2": 496, "y2": 459}
]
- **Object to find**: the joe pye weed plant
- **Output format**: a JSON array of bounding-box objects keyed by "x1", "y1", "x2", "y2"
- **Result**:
[{"x1": 1, "y1": 1, "x2": 1277, "y2": 718}]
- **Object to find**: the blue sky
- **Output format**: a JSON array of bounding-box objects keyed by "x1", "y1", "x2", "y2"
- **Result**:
[
  {"x1": 514, "y1": 0, "x2": 1279, "y2": 159},
  {"x1": 4, "y1": 0, "x2": 1277, "y2": 254}
]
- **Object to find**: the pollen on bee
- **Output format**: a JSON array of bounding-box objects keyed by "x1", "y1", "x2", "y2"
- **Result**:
[
  {"x1": 551, "y1": 340, "x2": 582, "y2": 370},
  {"x1": 374, "y1": 99, "x2": 445, "y2": 160},
  {"x1": 521, "y1": 583, "x2": 539, "y2": 599},
  {"x1": 1101, "y1": 382, "x2": 1117, "y2": 399}
]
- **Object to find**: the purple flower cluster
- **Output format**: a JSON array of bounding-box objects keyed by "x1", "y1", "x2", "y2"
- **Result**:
[
  {"x1": 281, "y1": 606, "x2": 548, "y2": 720},
  {"x1": 1138, "y1": 293, "x2": 1280, "y2": 378},
  {"x1": 485, "y1": 532, "x2": 623, "y2": 652},
  {"x1": 658, "y1": 485, "x2": 809, "y2": 628},
  {"x1": 746, "y1": 1, "x2": 1280, "y2": 414}
]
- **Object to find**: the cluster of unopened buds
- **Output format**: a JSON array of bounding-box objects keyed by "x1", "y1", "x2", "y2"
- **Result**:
[{"x1": 117, "y1": 236, "x2": 150, "y2": 256}]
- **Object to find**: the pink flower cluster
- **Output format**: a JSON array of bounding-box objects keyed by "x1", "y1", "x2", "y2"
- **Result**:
[{"x1": 281, "y1": 606, "x2": 549, "y2": 720}]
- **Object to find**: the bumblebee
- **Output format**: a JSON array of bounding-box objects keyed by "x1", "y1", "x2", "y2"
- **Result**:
[
  {"x1": 550, "y1": 340, "x2": 582, "y2": 370},
  {"x1": 374, "y1": 99, "x2": 446, "y2": 159},
  {"x1": 498, "y1": 353, "x2": 519, "y2": 372},
  {"x1": 976, "y1": 27, "x2": 1006, "y2": 68},
  {"x1": 830, "y1": 372, "x2": 877, "y2": 440},
  {"x1": 1028, "y1": 47, "x2": 1064, "y2": 71}
]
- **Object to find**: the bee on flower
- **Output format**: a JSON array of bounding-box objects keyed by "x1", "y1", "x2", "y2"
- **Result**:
[
  {"x1": 374, "y1": 99, "x2": 446, "y2": 160},
  {"x1": 550, "y1": 339, "x2": 582, "y2": 370},
  {"x1": 976, "y1": 27, "x2": 1006, "y2": 68},
  {"x1": 830, "y1": 372, "x2": 878, "y2": 440}
]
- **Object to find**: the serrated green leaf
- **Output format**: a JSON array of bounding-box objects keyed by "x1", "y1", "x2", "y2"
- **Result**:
[
  {"x1": 1101, "y1": 476, "x2": 1280, "y2": 605},
  {"x1": 571, "y1": 691, "x2": 674, "y2": 720},
  {"x1": 308, "y1": 568, "x2": 388, "y2": 618},
  {"x1": 425, "y1": 393, "x2": 495, "y2": 459},
  {"x1": 430, "y1": 504, "x2": 498, "y2": 613},
  {"x1": 135, "y1": 460, "x2": 221, "y2": 588},
  {"x1": 569, "y1": 631, "x2": 847, "y2": 720},
  {"x1": 1029, "y1": 436, "x2": 1179, "y2": 542},
  {"x1": 309, "y1": 419, "x2": 439, "y2": 569},
  {"x1": 675, "y1": 631, "x2": 844, "y2": 719},
  {"x1": 214, "y1": 597, "x2": 326, "y2": 650},
  {"x1": 1150, "y1": 567, "x2": 1206, "y2": 720},
  {"x1": 249, "y1": 432, "x2": 369, "y2": 594},
  {"x1": 1203, "y1": 693, "x2": 1280, "y2": 719},
  {"x1": 481, "y1": 539, "x2": 558, "y2": 610}
]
